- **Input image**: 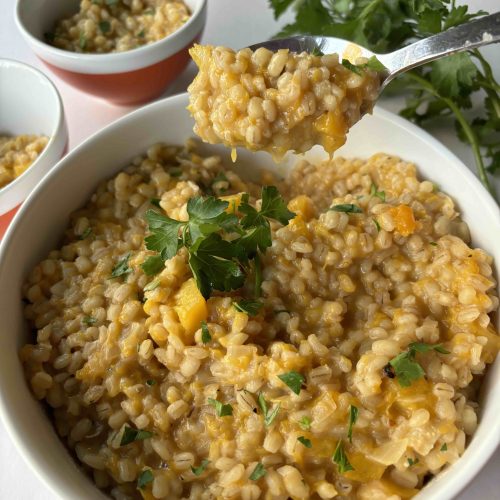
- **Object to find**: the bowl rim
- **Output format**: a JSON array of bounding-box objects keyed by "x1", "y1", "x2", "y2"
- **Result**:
[
  {"x1": 14, "y1": 0, "x2": 207, "y2": 75},
  {"x1": 0, "y1": 58, "x2": 66, "y2": 203},
  {"x1": 0, "y1": 92, "x2": 498, "y2": 500}
]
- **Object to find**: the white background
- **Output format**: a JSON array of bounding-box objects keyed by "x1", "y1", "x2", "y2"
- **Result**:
[{"x1": 0, "y1": 0, "x2": 499, "y2": 498}]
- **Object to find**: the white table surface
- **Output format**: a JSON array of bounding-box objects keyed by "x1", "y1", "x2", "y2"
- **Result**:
[{"x1": 0, "y1": 0, "x2": 499, "y2": 498}]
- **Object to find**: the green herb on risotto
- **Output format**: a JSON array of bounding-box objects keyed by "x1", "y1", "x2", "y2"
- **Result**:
[
  {"x1": 201, "y1": 320, "x2": 211, "y2": 344},
  {"x1": 249, "y1": 462, "x2": 267, "y2": 481},
  {"x1": 347, "y1": 405, "x2": 359, "y2": 443},
  {"x1": 207, "y1": 398, "x2": 233, "y2": 417},
  {"x1": 370, "y1": 183, "x2": 386, "y2": 201},
  {"x1": 329, "y1": 204, "x2": 363, "y2": 214},
  {"x1": 278, "y1": 371, "x2": 305, "y2": 395},
  {"x1": 257, "y1": 393, "x2": 281, "y2": 427},
  {"x1": 332, "y1": 440, "x2": 354, "y2": 473},
  {"x1": 297, "y1": 436, "x2": 312, "y2": 448},
  {"x1": 234, "y1": 299, "x2": 263, "y2": 316},
  {"x1": 82, "y1": 316, "x2": 97, "y2": 326},
  {"x1": 79, "y1": 227, "x2": 93, "y2": 240},
  {"x1": 299, "y1": 416, "x2": 312, "y2": 431},
  {"x1": 120, "y1": 426, "x2": 154, "y2": 446},
  {"x1": 111, "y1": 253, "x2": 132, "y2": 279},
  {"x1": 191, "y1": 459, "x2": 210, "y2": 476},
  {"x1": 137, "y1": 469, "x2": 153, "y2": 489}
]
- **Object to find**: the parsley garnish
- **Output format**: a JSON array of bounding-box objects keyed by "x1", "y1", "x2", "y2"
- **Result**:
[
  {"x1": 347, "y1": 405, "x2": 358, "y2": 443},
  {"x1": 249, "y1": 463, "x2": 266, "y2": 481},
  {"x1": 144, "y1": 277, "x2": 161, "y2": 292},
  {"x1": 79, "y1": 227, "x2": 92, "y2": 240},
  {"x1": 170, "y1": 168, "x2": 182, "y2": 177},
  {"x1": 278, "y1": 371, "x2": 305, "y2": 395},
  {"x1": 99, "y1": 21, "x2": 111, "y2": 33},
  {"x1": 105, "y1": 0, "x2": 118, "y2": 5},
  {"x1": 150, "y1": 198, "x2": 161, "y2": 208},
  {"x1": 373, "y1": 219, "x2": 381, "y2": 232},
  {"x1": 370, "y1": 183, "x2": 386, "y2": 201},
  {"x1": 79, "y1": 33, "x2": 87, "y2": 50},
  {"x1": 407, "y1": 458, "x2": 419, "y2": 467},
  {"x1": 82, "y1": 316, "x2": 97, "y2": 326},
  {"x1": 111, "y1": 253, "x2": 132, "y2": 279},
  {"x1": 234, "y1": 299, "x2": 263, "y2": 316},
  {"x1": 270, "y1": 0, "x2": 499, "y2": 199},
  {"x1": 299, "y1": 416, "x2": 311, "y2": 430},
  {"x1": 389, "y1": 342, "x2": 450, "y2": 387},
  {"x1": 201, "y1": 320, "x2": 211, "y2": 344},
  {"x1": 329, "y1": 204, "x2": 363, "y2": 214},
  {"x1": 430, "y1": 241, "x2": 438, "y2": 246},
  {"x1": 332, "y1": 440, "x2": 354, "y2": 473},
  {"x1": 210, "y1": 172, "x2": 229, "y2": 193},
  {"x1": 257, "y1": 393, "x2": 280, "y2": 427},
  {"x1": 137, "y1": 469, "x2": 153, "y2": 489},
  {"x1": 297, "y1": 436, "x2": 312, "y2": 448},
  {"x1": 120, "y1": 426, "x2": 154, "y2": 446},
  {"x1": 440, "y1": 443, "x2": 448, "y2": 451},
  {"x1": 342, "y1": 56, "x2": 386, "y2": 75},
  {"x1": 138, "y1": 30, "x2": 145, "y2": 38},
  {"x1": 141, "y1": 255, "x2": 164, "y2": 276},
  {"x1": 145, "y1": 379, "x2": 156, "y2": 386},
  {"x1": 143, "y1": 186, "x2": 294, "y2": 298},
  {"x1": 191, "y1": 459, "x2": 210, "y2": 476},
  {"x1": 207, "y1": 398, "x2": 233, "y2": 417}
]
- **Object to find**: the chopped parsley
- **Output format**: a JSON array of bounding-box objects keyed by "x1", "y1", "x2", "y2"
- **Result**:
[
  {"x1": 145, "y1": 379, "x2": 156, "y2": 386},
  {"x1": 440, "y1": 443, "x2": 448, "y2": 451},
  {"x1": 297, "y1": 436, "x2": 312, "y2": 448},
  {"x1": 207, "y1": 398, "x2": 233, "y2": 417},
  {"x1": 79, "y1": 227, "x2": 92, "y2": 240},
  {"x1": 332, "y1": 440, "x2": 354, "y2": 473},
  {"x1": 278, "y1": 371, "x2": 305, "y2": 395},
  {"x1": 329, "y1": 204, "x2": 363, "y2": 214},
  {"x1": 144, "y1": 277, "x2": 161, "y2": 292},
  {"x1": 143, "y1": 186, "x2": 294, "y2": 298},
  {"x1": 370, "y1": 183, "x2": 386, "y2": 201},
  {"x1": 342, "y1": 56, "x2": 386, "y2": 75},
  {"x1": 99, "y1": 21, "x2": 111, "y2": 33},
  {"x1": 169, "y1": 168, "x2": 182, "y2": 177},
  {"x1": 201, "y1": 320, "x2": 211, "y2": 344},
  {"x1": 389, "y1": 342, "x2": 450, "y2": 387},
  {"x1": 257, "y1": 393, "x2": 280, "y2": 427},
  {"x1": 191, "y1": 459, "x2": 210, "y2": 476},
  {"x1": 430, "y1": 241, "x2": 438, "y2": 246},
  {"x1": 111, "y1": 253, "x2": 132, "y2": 279},
  {"x1": 299, "y1": 416, "x2": 312, "y2": 431},
  {"x1": 408, "y1": 457, "x2": 420, "y2": 467},
  {"x1": 150, "y1": 198, "x2": 161, "y2": 208},
  {"x1": 347, "y1": 405, "x2": 358, "y2": 443},
  {"x1": 234, "y1": 299, "x2": 263, "y2": 316},
  {"x1": 373, "y1": 218, "x2": 381, "y2": 232},
  {"x1": 141, "y1": 255, "x2": 164, "y2": 276},
  {"x1": 79, "y1": 33, "x2": 87, "y2": 50},
  {"x1": 137, "y1": 469, "x2": 154, "y2": 489},
  {"x1": 120, "y1": 426, "x2": 154, "y2": 446},
  {"x1": 249, "y1": 463, "x2": 266, "y2": 481},
  {"x1": 210, "y1": 172, "x2": 229, "y2": 193},
  {"x1": 138, "y1": 29, "x2": 145, "y2": 38},
  {"x1": 82, "y1": 316, "x2": 97, "y2": 326},
  {"x1": 105, "y1": 0, "x2": 119, "y2": 5}
]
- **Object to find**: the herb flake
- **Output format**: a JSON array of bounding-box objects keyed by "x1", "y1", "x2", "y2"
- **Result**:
[
  {"x1": 137, "y1": 469, "x2": 154, "y2": 489},
  {"x1": 120, "y1": 426, "x2": 154, "y2": 446},
  {"x1": 201, "y1": 320, "x2": 211, "y2": 344},
  {"x1": 208, "y1": 398, "x2": 233, "y2": 417},
  {"x1": 278, "y1": 371, "x2": 305, "y2": 395},
  {"x1": 111, "y1": 253, "x2": 132, "y2": 279},
  {"x1": 332, "y1": 440, "x2": 354, "y2": 473},
  {"x1": 234, "y1": 299, "x2": 263, "y2": 316},
  {"x1": 191, "y1": 459, "x2": 210, "y2": 476},
  {"x1": 249, "y1": 463, "x2": 266, "y2": 481},
  {"x1": 347, "y1": 405, "x2": 358, "y2": 443},
  {"x1": 329, "y1": 204, "x2": 363, "y2": 214},
  {"x1": 297, "y1": 436, "x2": 312, "y2": 448},
  {"x1": 257, "y1": 393, "x2": 280, "y2": 427}
]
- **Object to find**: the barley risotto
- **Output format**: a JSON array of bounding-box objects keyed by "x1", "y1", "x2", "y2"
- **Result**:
[
  {"x1": 47, "y1": 0, "x2": 191, "y2": 54},
  {"x1": 0, "y1": 134, "x2": 48, "y2": 188},
  {"x1": 188, "y1": 45, "x2": 380, "y2": 159},
  {"x1": 21, "y1": 142, "x2": 499, "y2": 499}
]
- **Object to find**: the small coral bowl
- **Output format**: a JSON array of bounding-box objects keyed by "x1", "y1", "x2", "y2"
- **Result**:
[{"x1": 15, "y1": 0, "x2": 207, "y2": 105}]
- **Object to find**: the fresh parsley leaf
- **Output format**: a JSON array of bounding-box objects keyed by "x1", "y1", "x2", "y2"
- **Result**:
[
  {"x1": 257, "y1": 393, "x2": 280, "y2": 427},
  {"x1": 79, "y1": 33, "x2": 87, "y2": 50},
  {"x1": 430, "y1": 241, "x2": 438, "y2": 246},
  {"x1": 297, "y1": 436, "x2": 312, "y2": 448},
  {"x1": 99, "y1": 21, "x2": 111, "y2": 33},
  {"x1": 342, "y1": 59, "x2": 362, "y2": 75},
  {"x1": 79, "y1": 227, "x2": 92, "y2": 240},
  {"x1": 440, "y1": 443, "x2": 448, "y2": 451},
  {"x1": 370, "y1": 183, "x2": 386, "y2": 201},
  {"x1": 201, "y1": 320, "x2": 211, "y2": 344},
  {"x1": 373, "y1": 218, "x2": 381, "y2": 232},
  {"x1": 105, "y1": 0, "x2": 118, "y2": 5},
  {"x1": 144, "y1": 277, "x2": 161, "y2": 292},
  {"x1": 137, "y1": 469, "x2": 154, "y2": 489},
  {"x1": 150, "y1": 198, "x2": 161, "y2": 208},
  {"x1": 111, "y1": 253, "x2": 132, "y2": 279},
  {"x1": 347, "y1": 405, "x2": 358, "y2": 443},
  {"x1": 82, "y1": 316, "x2": 97, "y2": 326},
  {"x1": 145, "y1": 210, "x2": 183, "y2": 261},
  {"x1": 329, "y1": 204, "x2": 363, "y2": 214},
  {"x1": 332, "y1": 440, "x2": 354, "y2": 473},
  {"x1": 211, "y1": 172, "x2": 229, "y2": 193},
  {"x1": 208, "y1": 398, "x2": 233, "y2": 417},
  {"x1": 138, "y1": 29, "x2": 145, "y2": 38},
  {"x1": 170, "y1": 168, "x2": 182, "y2": 177},
  {"x1": 141, "y1": 255, "x2": 164, "y2": 276},
  {"x1": 145, "y1": 379, "x2": 156, "y2": 386},
  {"x1": 389, "y1": 342, "x2": 450, "y2": 387},
  {"x1": 278, "y1": 371, "x2": 305, "y2": 395},
  {"x1": 299, "y1": 416, "x2": 312, "y2": 430},
  {"x1": 249, "y1": 463, "x2": 266, "y2": 481},
  {"x1": 254, "y1": 252, "x2": 262, "y2": 298},
  {"x1": 234, "y1": 299, "x2": 263, "y2": 316},
  {"x1": 120, "y1": 426, "x2": 154, "y2": 446},
  {"x1": 191, "y1": 459, "x2": 210, "y2": 476},
  {"x1": 365, "y1": 55, "x2": 387, "y2": 72},
  {"x1": 407, "y1": 457, "x2": 419, "y2": 466}
]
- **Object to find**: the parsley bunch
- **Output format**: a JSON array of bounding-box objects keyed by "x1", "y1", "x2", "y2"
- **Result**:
[
  {"x1": 270, "y1": 0, "x2": 500, "y2": 200},
  {"x1": 142, "y1": 186, "x2": 295, "y2": 298}
]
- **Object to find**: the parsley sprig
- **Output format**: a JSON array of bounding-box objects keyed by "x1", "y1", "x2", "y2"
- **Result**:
[
  {"x1": 143, "y1": 186, "x2": 295, "y2": 298},
  {"x1": 270, "y1": 0, "x2": 499, "y2": 200}
]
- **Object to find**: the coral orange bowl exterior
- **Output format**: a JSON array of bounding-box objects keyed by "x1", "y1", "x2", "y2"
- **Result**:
[{"x1": 40, "y1": 36, "x2": 200, "y2": 105}]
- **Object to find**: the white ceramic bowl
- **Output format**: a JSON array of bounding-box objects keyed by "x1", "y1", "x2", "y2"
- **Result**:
[
  {"x1": 0, "y1": 94, "x2": 498, "y2": 499},
  {"x1": 0, "y1": 58, "x2": 67, "y2": 218},
  {"x1": 15, "y1": 0, "x2": 207, "y2": 105}
]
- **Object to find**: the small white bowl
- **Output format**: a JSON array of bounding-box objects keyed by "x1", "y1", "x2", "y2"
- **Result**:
[
  {"x1": 0, "y1": 58, "x2": 67, "y2": 219},
  {"x1": 0, "y1": 94, "x2": 498, "y2": 499}
]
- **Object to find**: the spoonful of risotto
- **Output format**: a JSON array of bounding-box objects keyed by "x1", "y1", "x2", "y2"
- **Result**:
[{"x1": 187, "y1": 12, "x2": 500, "y2": 159}]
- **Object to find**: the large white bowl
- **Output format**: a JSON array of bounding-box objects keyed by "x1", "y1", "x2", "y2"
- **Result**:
[
  {"x1": 0, "y1": 58, "x2": 67, "y2": 216},
  {"x1": 0, "y1": 93, "x2": 498, "y2": 500}
]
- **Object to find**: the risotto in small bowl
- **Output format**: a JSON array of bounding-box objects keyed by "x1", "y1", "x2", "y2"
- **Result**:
[{"x1": 0, "y1": 94, "x2": 498, "y2": 500}]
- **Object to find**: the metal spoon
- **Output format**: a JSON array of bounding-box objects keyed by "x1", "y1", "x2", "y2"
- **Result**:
[{"x1": 250, "y1": 11, "x2": 500, "y2": 91}]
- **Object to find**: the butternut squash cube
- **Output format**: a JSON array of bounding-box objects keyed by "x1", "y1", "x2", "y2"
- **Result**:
[{"x1": 174, "y1": 278, "x2": 208, "y2": 339}]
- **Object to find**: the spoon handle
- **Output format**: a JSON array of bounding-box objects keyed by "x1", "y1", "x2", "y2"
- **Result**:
[{"x1": 381, "y1": 11, "x2": 500, "y2": 82}]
